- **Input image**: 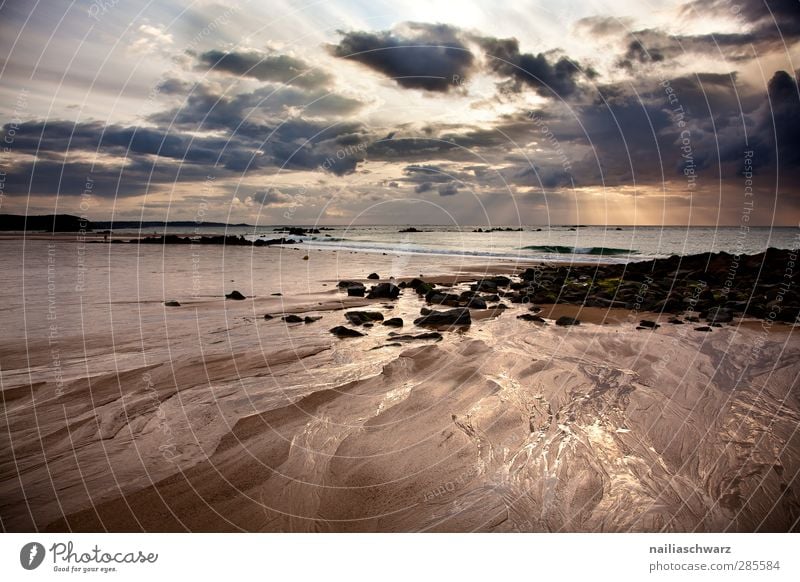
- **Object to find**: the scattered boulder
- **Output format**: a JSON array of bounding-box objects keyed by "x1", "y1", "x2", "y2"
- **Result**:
[
  {"x1": 694, "y1": 326, "x2": 713, "y2": 332},
  {"x1": 368, "y1": 282, "x2": 400, "y2": 299},
  {"x1": 415, "y1": 281, "x2": 436, "y2": 295},
  {"x1": 338, "y1": 280, "x2": 364, "y2": 289},
  {"x1": 668, "y1": 318, "x2": 684, "y2": 324},
  {"x1": 225, "y1": 290, "x2": 246, "y2": 300},
  {"x1": 517, "y1": 314, "x2": 546, "y2": 323},
  {"x1": 347, "y1": 286, "x2": 366, "y2": 297},
  {"x1": 414, "y1": 308, "x2": 471, "y2": 327},
  {"x1": 330, "y1": 326, "x2": 365, "y2": 338},
  {"x1": 467, "y1": 297, "x2": 487, "y2": 309},
  {"x1": 164, "y1": 300, "x2": 181, "y2": 307},
  {"x1": 555, "y1": 316, "x2": 580, "y2": 326},
  {"x1": 388, "y1": 332, "x2": 443, "y2": 341},
  {"x1": 367, "y1": 273, "x2": 380, "y2": 280},
  {"x1": 638, "y1": 320, "x2": 660, "y2": 329},
  {"x1": 345, "y1": 311, "x2": 385, "y2": 326},
  {"x1": 283, "y1": 314, "x2": 303, "y2": 323},
  {"x1": 263, "y1": 314, "x2": 274, "y2": 320},
  {"x1": 382, "y1": 318, "x2": 404, "y2": 327},
  {"x1": 304, "y1": 316, "x2": 323, "y2": 324}
]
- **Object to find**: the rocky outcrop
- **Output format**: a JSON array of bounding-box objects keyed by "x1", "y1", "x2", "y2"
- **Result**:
[
  {"x1": 414, "y1": 308, "x2": 471, "y2": 327},
  {"x1": 330, "y1": 326, "x2": 365, "y2": 338},
  {"x1": 345, "y1": 311, "x2": 385, "y2": 326}
]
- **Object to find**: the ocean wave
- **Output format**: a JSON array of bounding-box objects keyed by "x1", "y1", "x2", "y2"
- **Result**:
[{"x1": 521, "y1": 245, "x2": 636, "y2": 256}]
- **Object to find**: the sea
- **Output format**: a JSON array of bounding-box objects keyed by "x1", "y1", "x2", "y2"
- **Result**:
[{"x1": 110, "y1": 225, "x2": 800, "y2": 264}]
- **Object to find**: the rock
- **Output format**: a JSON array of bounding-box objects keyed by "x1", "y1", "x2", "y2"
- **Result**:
[
  {"x1": 338, "y1": 280, "x2": 364, "y2": 289},
  {"x1": 686, "y1": 316, "x2": 700, "y2": 322},
  {"x1": 225, "y1": 290, "x2": 246, "y2": 300},
  {"x1": 382, "y1": 318, "x2": 404, "y2": 327},
  {"x1": 638, "y1": 320, "x2": 660, "y2": 329},
  {"x1": 304, "y1": 316, "x2": 323, "y2": 324},
  {"x1": 302, "y1": 256, "x2": 309, "y2": 260},
  {"x1": 414, "y1": 308, "x2": 471, "y2": 327},
  {"x1": 330, "y1": 326, "x2": 365, "y2": 338},
  {"x1": 388, "y1": 332, "x2": 443, "y2": 341},
  {"x1": 399, "y1": 227, "x2": 420, "y2": 233},
  {"x1": 412, "y1": 281, "x2": 436, "y2": 295},
  {"x1": 263, "y1": 314, "x2": 274, "y2": 320},
  {"x1": 426, "y1": 290, "x2": 461, "y2": 305},
  {"x1": 271, "y1": 292, "x2": 282, "y2": 296},
  {"x1": 347, "y1": 286, "x2": 366, "y2": 297},
  {"x1": 491, "y1": 303, "x2": 508, "y2": 309},
  {"x1": 345, "y1": 311, "x2": 385, "y2": 326},
  {"x1": 555, "y1": 316, "x2": 580, "y2": 326},
  {"x1": 368, "y1": 282, "x2": 400, "y2": 299},
  {"x1": 283, "y1": 314, "x2": 303, "y2": 323},
  {"x1": 467, "y1": 297, "x2": 487, "y2": 309},
  {"x1": 164, "y1": 300, "x2": 181, "y2": 307},
  {"x1": 694, "y1": 326, "x2": 713, "y2": 332},
  {"x1": 668, "y1": 318, "x2": 684, "y2": 324},
  {"x1": 367, "y1": 273, "x2": 380, "y2": 280},
  {"x1": 517, "y1": 314, "x2": 546, "y2": 323},
  {"x1": 420, "y1": 307, "x2": 432, "y2": 315},
  {"x1": 407, "y1": 278, "x2": 425, "y2": 289}
]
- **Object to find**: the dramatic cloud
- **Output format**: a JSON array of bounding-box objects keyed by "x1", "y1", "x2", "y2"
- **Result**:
[
  {"x1": 477, "y1": 36, "x2": 589, "y2": 97},
  {"x1": 328, "y1": 23, "x2": 475, "y2": 92},
  {"x1": 196, "y1": 49, "x2": 332, "y2": 89},
  {"x1": 620, "y1": 0, "x2": 800, "y2": 68},
  {"x1": 328, "y1": 22, "x2": 593, "y2": 98},
  {"x1": 2, "y1": 0, "x2": 799, "y2": 223}
]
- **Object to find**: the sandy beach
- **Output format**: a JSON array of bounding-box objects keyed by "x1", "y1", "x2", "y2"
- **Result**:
[{"x1": 1, "y1": 238, "x2": 798, "y2": 532}]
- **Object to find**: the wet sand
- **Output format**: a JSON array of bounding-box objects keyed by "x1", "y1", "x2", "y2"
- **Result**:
[{"x1": 1, "y1": 239, "x2": 798, "y2": 532}]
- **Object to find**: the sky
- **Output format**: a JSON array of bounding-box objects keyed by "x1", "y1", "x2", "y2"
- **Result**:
[{"x1": 0, "y1": 0, "x2": 799, "y2": 226}]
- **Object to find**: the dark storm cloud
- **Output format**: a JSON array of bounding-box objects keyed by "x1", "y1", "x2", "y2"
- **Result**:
[
  {"x1": 329, "y1": 22, "x2": 591, "y2": 98},
  {"x1": 0, "y1": 158, "x2": 212, "y2": 198},
  {"x1": 328, "y1": 23, "x2": 475, "y2": 92},
  {"x1": 366, "y1": 135, "x2": 462, "y2": 161},
  {"x1": 620, "y1": 0, "x2": 800, "y2": 68},
  {"x1": 476, "y1": 36, "x2": 588, "y2": 97},
  {"x1": 196, "y1": 49, "x2": 332, "y2": 89},
  {"x1": 751, "y1": 70, "x2": 800, "y2": 167},
  {"x1": 2, "y1": 120, "x2": 242, "y2": 165},
  {"x1": 682, "y1": 0, "x2": 800, "y2": 39},
  {"x1": 150, "y1": 82, "x2": 364, "y2": 131},
  {"x1": 618, "y1": 29, "x2": 758, "y2": 68}
]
